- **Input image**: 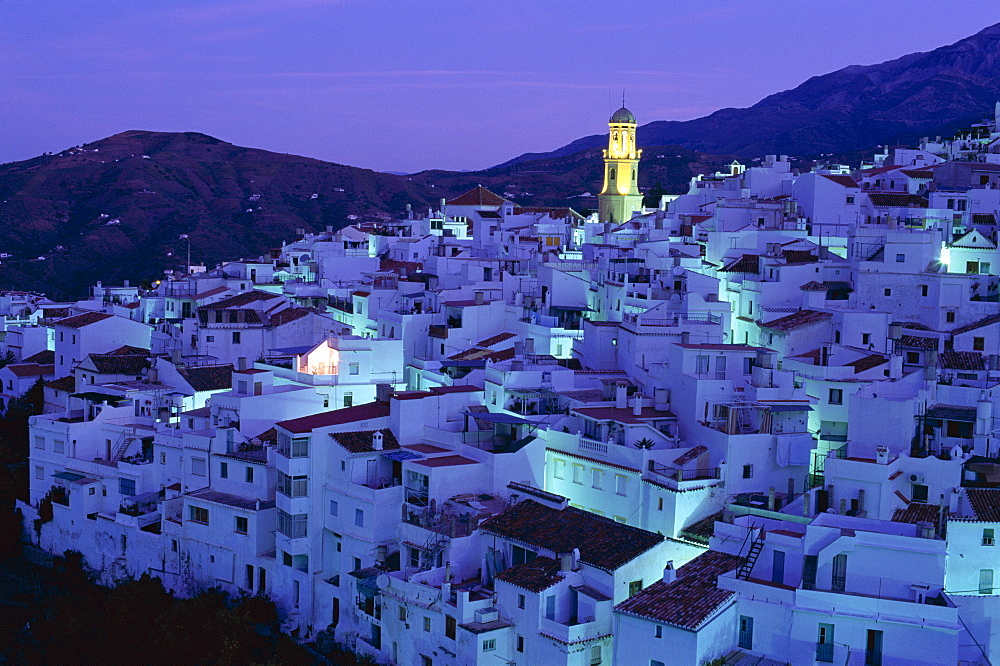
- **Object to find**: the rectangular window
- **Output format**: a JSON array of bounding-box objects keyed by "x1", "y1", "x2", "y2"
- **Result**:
[
  {"x1": 483, "y1": 639, "x2": 496, "y2": 652},
  {"x1": 277, "y1": 433, "x2": 310, "y2": 458},
  {"x1": 590, "y1": 645, "x2": 602, "y2": 665},
  {"x1": 445, "y1": 615, "x2": 456, "y2": 640},
  {"x1": 189, "y1": 505, "x2": 209, "y2": 524},
  {"x1": 355, "y1": 508, "x2": 364, "y2": 527},
  {"x1": 984, "y1": 528, "x2": 995, "y2": 546},
  {"x1": 35, "y1": 465, "x2": 44, "y2": 480},
  {"x1": 895, "y1": 253, "x2": 905, "y2": 263},
  {"x1": 803, "y1": 555, "x2": 818, "y2": 590},
  {"x1": 276, "y1": 509, "x2": 308, "y2": 538},
  {"x1": 921, "y1": 284, "x2": 928, "y2": 297},
  {"x1": 348, "y1": 362, "x2": 359, "y2": 375},
  {"x1": 277, "y1": 472, "x2": 308, "y2": 497},
  {"x1": 423, "y1": 617, "x2": 431, "y2": 632},
  {"x1": 220, "y1": 461, "x2": 228, "y2": 479},
  {"x1": 161, "y1": 452, "x2": 167, "y2": 465},
  {"x1": 205, "y1": 335, "x2": 215, "y2": 343},
  {"x1": 946, "y1": 311, "x2": 956, "y2": 323},
  {"x1": 861, "y1": 333, "x2": 871, "y2": 346},
  {"x1": 628, "y1": 580, "x2": 643, "y2": 596},
  {"x1": 343, "y1": 392, "x2": 353, "y2": 407},
  {"x1": 832, "y1": 553, "x2": 847, "y2": 591},
  {"x1": 572, "y1": 463, "x2": 585, "y2": 484},
  {"x1": 772, "y1": 550, "x2": 785, "y2": 585},
  {"x1": 330, "y1": 500, "x2": 339, "y2": 516},
  {"x1": 883, "y1": 288, "x2": 891, "y2": 297},
  {"x1": 974, "y1": 337, "x2": 986, "y2": 351},
  {"x1": 742, "y1": 464, "x2": 753, "y2": 479},
  {"x1": 615, "y1": 474, "x2": 628, "y2": 496},
  {"x1": 246, "y1": 466, "x2": 255, "y2": 482},
  {"x1": 696, "y1": 355, "x2": 710, "y2": 375},
  {"x1": 592, "y1": 468, "x2": 603, "y2": 489},
  {"x1": 829, "y1": 388, "x2": 843, "y2": 405},
  {"x1": 119, "y1": 478, "x2": 136, "y2": 496},
  {"x1": 817, "y1": 623, "x2": 835, "y2": 662},
  {"x1": 517, "y1": 593, "x2": 525, "y2": 609},
  {"x1": 912, "y1": 484, "x2": 929, "y2": 502},
  {"x1": 191, "y1": 457, "x2": 207, "y2": 476},
  {"x1": 980, "y1": 569, "x2": 994, "y2": 595},
  {"x1": 34, "y1": 436, "x2": 44, "y2": 450},
  {"x1": 553, "y1": 458, "x2": 566, "y2": 480},
  {"x1": 235, "y1": 516, "x2": 248, "y2": 534},
  {"x1": 232, "y1": 331, "x2": 241, "y2": 344},
  {"x1": 516, "y1": 635, "x2": 524, "y2": 652},
  {"x1": 865, "y1": 629, "x2": 883, "y2": 666}
]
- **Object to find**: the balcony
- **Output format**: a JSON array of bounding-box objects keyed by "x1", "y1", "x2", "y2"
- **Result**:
[
  {"x1": 647, "y1": 461, "x2": 720, "y2": 489},
  {"x1": 538, "y1": 616, "x2": 610, "y2": 645},
  {"x1": 579, "y1": 437, "x2": 608, "y2": 455}
]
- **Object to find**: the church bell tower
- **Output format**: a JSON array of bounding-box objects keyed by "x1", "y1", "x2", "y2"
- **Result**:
[{"x1": 598, "y1": 105, "x2": 643, "y2": 225}]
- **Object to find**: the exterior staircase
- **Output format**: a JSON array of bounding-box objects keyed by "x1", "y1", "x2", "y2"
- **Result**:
[{"x1": 736, "y1": 529, "x2": 765, "y2": 580}]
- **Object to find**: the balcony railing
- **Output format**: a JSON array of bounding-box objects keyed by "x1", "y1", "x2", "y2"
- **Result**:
[
  {"x1": 648, "y1": 461, "x2": 720, "y2": 482},
  {"x1": 579, "y1": 437, "x2": 608, "y2": 455},
  {"x1": 816, "y1": 642, "x2": 834, "y2": 662}
]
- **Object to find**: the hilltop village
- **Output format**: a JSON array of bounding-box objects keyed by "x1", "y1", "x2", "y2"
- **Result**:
[{"x1": 11, "y1": 106, "x2": 1000, "y2": 665}]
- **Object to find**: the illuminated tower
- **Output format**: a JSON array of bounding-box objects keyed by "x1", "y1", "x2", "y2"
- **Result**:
[{"x1": 598, "y1": 106, "x2": 643, "y2": 225}]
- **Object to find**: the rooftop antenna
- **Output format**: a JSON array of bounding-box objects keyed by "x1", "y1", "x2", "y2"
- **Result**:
[{"x1": 622, "y1": 89, "x2": 626, "y2": 109}]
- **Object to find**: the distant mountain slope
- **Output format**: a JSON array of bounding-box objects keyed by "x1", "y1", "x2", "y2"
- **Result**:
[
  {"x1": 0, "y1": 131, "x2": 727, "y2": 298},
  {"x1": 499, "y1": 23, "x2": 1000, "y2": 166}
]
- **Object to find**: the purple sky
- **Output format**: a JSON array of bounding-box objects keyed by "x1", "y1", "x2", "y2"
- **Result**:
[{"x1": 2, "y1": 1, "x2": 998, "y2": 173}]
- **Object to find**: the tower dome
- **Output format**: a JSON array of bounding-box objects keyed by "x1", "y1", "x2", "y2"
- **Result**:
[{"x1": 610, "y1": 106, "x2": 636, "y2": 124}]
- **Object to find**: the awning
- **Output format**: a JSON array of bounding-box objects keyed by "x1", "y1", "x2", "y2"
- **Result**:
[
  {"x1": 381, "y1": 449, "x2": 423, "y2": 462},
  {"x1": 465, "y1": 412, "x2": 531, "y2": 425},
  {"x1": 763, "y1": 403, "x2": 814, "y2": 412}
]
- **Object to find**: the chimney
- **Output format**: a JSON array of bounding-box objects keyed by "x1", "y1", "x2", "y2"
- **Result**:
[
  {"x1": 559, "y1": 552, "x2": 573, "y2": 572},
  {"x1": 615, "y1": 384, "x2": 628, "y2": 410},
  {"x1": 768, "y1": 487, "x2": 776, "y2": 511},
  {"x1": 662, "y1": 561, "x2": 676, "y2": 584},
  {"x1": 376, "y1": 544, "x2": 388, "y2": 564},
  {"x1": 875, "y1": 445, "x2": 889, "y2": 464},
  {"x1": 376, "y1": 383, "x2": 393, "y2": 404},
  {"x1": 372, "y1": 430, "x2": 384, "y2": 451},
  {"x1": 633, "y1": 395, "x2": 643, "y2": 417},
  {"x1": 802, "y1": 491, "x2": 811, "y2": 517},
  {"x1": 916, "y1": 521, "x2": 935, "y2": 539},
  {"x1": 653, "y1": 388, "x2": 670, "y2": 412},
  {"x1": 474, "y1": 291, "x2": 484, "y2": 305}
]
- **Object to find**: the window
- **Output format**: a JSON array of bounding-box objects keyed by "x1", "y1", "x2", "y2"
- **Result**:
[
  {"x1": 865, "y1": 629, "x2": 883, "y2": 666},
  {"x1": 330, "y1": 500, "x2": 339, "y2": 516},
  {"x1": 590, "y1": 645, "x2": 602, "y2": 665},
  {"x1": 742, "y1": 464, "x2": 754, "y2": 479},
  {"x1": 235, "y1": 516, "x2": 248, "y2": 534},
  {"x1": 445, "y1": 615, "x2": 456, "y2": 640},
  {"x1": 861, "y1": 333, "x2": 871, "y2": 346},
  {"x1": 189, "y1": 505, "x2": 209, "y2": 524},
  {"x1": 817, "y1": 623, "x2": 835, "y2": 662},
  {"x1": 974, "y1": 337, "x2": 986, "y2": 351},
  {"x1": 516, "y1": 635, "x2": 524, "y2": 652},
  {"x1": 828, "y1": 388, "x2": 843, "y2": 405},
  {"x1": 946, "y1": 311, "x2": 956, "y2": 323},
  {"x1": 628, "y1": 580, "x2": 643, "y2": 596},
  {"x1": 232, "y1": 331, "x2": 241, "y2": 344},
  {"x1": 906, "y1": 351, "x2": 920, "y2": 364},
  {"x1": 654, "y1": 625, "x2": 662, "y2": 638},
  {"x1": 803, "y1": 555, "x2": 818, "y2": 590},
  {"x1": 517, "y1": 593, "x2": 525, "y2": 609},
  {"x1": 206, "y1": 335, "x2": 215, "y2": 343},
  {"x1": 119, "y1": 478, "x2": 136, "y2": 496},
  {"x1": 947, "y1": 421, "x2": 973, "y2": 439},
  {"x1": 191, "y1": 457, "x2": 207, "y2": 476},
  {"x1": 353, "y1": 557, "x2": 361, "y2": 571},
  {"x1": 553, "y1": 458, "x2": 566, "y2": 480},
  {"x1": 276, "y1": 509, "x2": 307, "y2": 538},
  {"x1": 696, "y1": 355, "x2": 710, "y2": 375},
  {"x1": 343, "y1": 392, "x2": 353, "y2": 407},
  {"x1": 245, "y1": 466, "x2": 254, "y2": 482},
  {"x1": 895, "y1": 253, "x2": 905, "y2": 263},
  {"x1": 355, "y1": 508, "x2": 364, "y2": 527},
  {"x1": 277, "y1": 472, "x2": 308, "y2": 497},
  {"x1": 348, "y1": 362, "x2": 359, "y2": 375},
  {"x1": 921, "y1": 284, "x2": 928, "y2": 297},
  {"x1": 34, "y1": 436, "x2": 44, "y2": 450},
  {"x1": 399, "y1": 606, "x2": 407, "y2": 621},
  {"x1": 572, "y1": 463, "x2": 585, "y2": 484},
  {"x1": 832, "y1": 553, "x2": 847, "y2": 591},
  {"x1": 984, "y1": 528, "x2": 995, "y2": 546},
  {"x1": 592, "y1": 468, "x2": 603, "y2": 489},
  {"x1": 277, "y1": 433, "x2": 310, "y2": 458},
  {"x1": 883, "y1": 288, "x2": 891, "y2": 297},
  {"x1": 657, "y1": 497, "x2": 664, "y2": 511},
  {"x1": 482, "y1": 639, "x2": 496, "y2": 652},
  {"x1": 35, "y1": 466, "x2": 43, "y2": 480},
  {"x1": 772, "y1": 550, "x2": 785, "y2": 585},
  {"x1": 220, "y1": 462, "x2": 228, "y2": 479},
  {"x1": 423, "y1": 617, "x2": 431, "y2": 632},
  {"x1": 615, "y1": 474, "x2": 628, "y2": 496},
  {"x1": 912, "y1": 484, "x2": 928, "y2": 502},
  {"x1": 980, "y1": 569, "x2": 995, "y2": 595}
]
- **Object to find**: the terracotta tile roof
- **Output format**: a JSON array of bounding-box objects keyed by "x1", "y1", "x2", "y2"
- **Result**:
[
  {"x1": 495, "y1": 556, "x2": 562, "y2": 592},
  {"x1": 329, "y1": 428, "x2": 399, "y2": 454},
  {"x1": 719, "y1": 254, "x2": 760, "y2": 273},
  {"x1": 88, "y1": 353, "x2": 150, "y2": 376},
  {"x1": 821, "y1": 174, "x2": 859, "y2": 188},
  {"x1": 868, "y1": 193, "x2": 928, "y2": 208},
  {"x1": 845, "y1": 354, "x2": 888, "y2": 373},
  {"x1": 447, "y1": 185, "x2": 509, "y2": 207},
  {"x1": 760, "y1": 310, "x2": 832, "y2": 332},
  {"x1": 277, "y1": 401, "x2": 390, "y2": 434},
  {"x1": 614, "y1": 550, "x2": 742, "y2": 629},
  {"x1": 479, "y1": 500, "x2": 664, "y2": 572},
  {"x1": 412, "y1": 454, "x2": 479, "y2": 468},
  {"x1": 45, "y1": 376, "x2": 76, "y2": 392},
  {"x1": 55, "y1": 311, "x2": 113, "y2": 328},
  {"x1": 951, "y1": 314, "x2": 1000, "y2": 335},
  {"x1": 197, "y1": 291, "x2": 279, "y2": 310},
  {"x1": 41, "y1": 307, "x2": 70, "y2": 319},
  {"x1": 925, "y1": 404, "x2": 976, "y2": 421},
  {"x1": 966, "y1": 488, "x2": 1000, "y2": 522},
  {"x1": 6, "y1": 364, "x2": 54, "y2": 378},
  {"x1": 898, "y1": 334, "x2": 938, "y2": 350},
  {"x1": 901, "y1": 169, "x2": 934, "y2": 179},
  {"x1": 269, "y1": 307, "x2": 310, "y2": 327},
  {"x1": 799, "y1": 280, "x2": 828, "y2": 291},
  {"x1": 192, "y1": 285, "x2": 230, "y2": 300},
  {"x1": 680, "y1": 512, "x2": 722, "y2": 545},
  {"x1": 891, "y1": 501, "x2": 943, "y2": 526},
  {"x1": 572, "y1": 406, "x2": 675, "y2": 424},
  {"x1": 780, "y1": 250, "x2": 818, "y2": 264},
  {"x1": 940, "y1": 350, "x2": 986, "y2": 371},
  {"x1": 973, "y1": 213, "x2": 997, "y2": 225},
  {"x1": 107, "y1": 345, "x2": 149, "y2": 356},
  {"x1": 477, "y1": 332, "x2": 516, "y2": 348},
  {"x1": 673, "y1": 444, "x2": 708, "y2": 467},
  {"x1": 189, "y1": 489, "x2": 275, "y2": 511},
  {"x1": 22, "y1": 350, "x2": 55, "y2": 364},
  {"x1": 177, "y1": 364, "x2": 234, "y2": 392}
]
